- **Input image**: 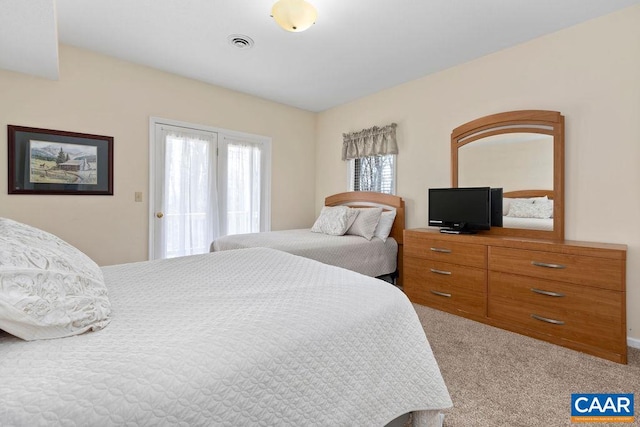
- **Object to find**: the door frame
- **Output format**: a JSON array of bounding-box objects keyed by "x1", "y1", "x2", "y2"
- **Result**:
[{"x1": 148, "y1": 117, "x2": 272, "y2": 260}]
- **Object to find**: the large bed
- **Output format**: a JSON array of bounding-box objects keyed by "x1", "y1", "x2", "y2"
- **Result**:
[
  {"x1": 0, "y1": 218, "x2": 451, "y2": 426},
  {"x1": 212, "y1": 191, "x2": 406, "y2": 282}
]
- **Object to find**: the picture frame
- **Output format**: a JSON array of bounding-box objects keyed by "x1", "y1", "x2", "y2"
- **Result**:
[{"x1": 8, "y1": 125, "x2": 114, "y2": 195}]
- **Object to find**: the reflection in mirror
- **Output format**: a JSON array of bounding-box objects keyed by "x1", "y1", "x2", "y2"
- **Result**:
[
  {"x1": 458, "y1": 133, "x2": 553, "y2": 191},
  {"x1": 451, "y1": 110, "x2": 564, "y2": 240},
  {"x1": 458, "y1": 133, "x2": 554, "y2": 231}
]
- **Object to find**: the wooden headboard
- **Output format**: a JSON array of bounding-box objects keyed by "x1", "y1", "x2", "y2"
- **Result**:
[
  {"x1": 504, "y1": 189, "x2": 554, "y2": 200},
  {"x1": 324, "y1": 191, "x2": 405, "y2": 243},
  {"x1": 324, "y1": 191, "x2": 406, "y2": 285}
]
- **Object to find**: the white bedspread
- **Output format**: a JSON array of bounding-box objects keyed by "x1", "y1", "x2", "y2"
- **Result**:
[
  {"x1": 211, "y1": 228, "x2": 398, "y2": 277},
  {"x1": 0, "y1": 248, "x2": 451, "y2": 426},
  {"x1": 502, "y1": 216, "x2": 554, "y2": 231}
]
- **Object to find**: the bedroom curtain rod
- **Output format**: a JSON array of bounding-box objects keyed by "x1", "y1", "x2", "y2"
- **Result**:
[{"x1": 342, "y1": 123, "x2": 398, "y2": 160}]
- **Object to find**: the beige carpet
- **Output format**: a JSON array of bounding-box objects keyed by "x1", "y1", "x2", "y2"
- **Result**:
[{"x1": 412, "y1": 304, "x2": 640, "y2": 427}]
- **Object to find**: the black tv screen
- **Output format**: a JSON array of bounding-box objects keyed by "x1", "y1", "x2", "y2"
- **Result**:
[{"x1": 428, "y1": 187, "x2": 491, "y2": 233}]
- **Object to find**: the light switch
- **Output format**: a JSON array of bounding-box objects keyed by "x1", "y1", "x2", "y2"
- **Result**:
[{"x1": 135, "y1": 192, "x2": 143, "y2": 202}]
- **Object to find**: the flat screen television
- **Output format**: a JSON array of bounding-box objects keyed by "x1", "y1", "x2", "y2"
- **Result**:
[
  {"x1": 428, "y1": 187, "x2": 491, "y2": 234},
  {"x1": 491, "y1": 188, "x2": 503, "y2": 227}
]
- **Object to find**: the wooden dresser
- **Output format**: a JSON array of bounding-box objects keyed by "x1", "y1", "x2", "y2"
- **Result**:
[{"x1": 404, "y1": 228, "x2": 627, "y2": 363}]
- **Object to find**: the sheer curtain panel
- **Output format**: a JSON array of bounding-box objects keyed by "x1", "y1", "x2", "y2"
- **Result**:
[
  {"x1": 157, "y1": 126, "x2": 219, "y2": 258},
  {"x1": 218, "y1": 137, "x2": 265, "y2": 236}
]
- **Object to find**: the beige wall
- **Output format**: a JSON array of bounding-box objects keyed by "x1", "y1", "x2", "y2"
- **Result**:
[
  {"x1": 316, "y1": 6, "x2": 640, "y2": 341},
  {"x1": 459, "y1": 138, "x2": 553, "y2": 192},
  {"x1": 0, "y1": 45, "x2": 317, "y2": 266}
]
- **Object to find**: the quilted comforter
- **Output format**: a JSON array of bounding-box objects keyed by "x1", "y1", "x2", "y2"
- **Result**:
[
  {"x1": 0, "y1": 247, "x2": 451, "y2": 426},
  {"x1": 211, "y1": 228, "x2": 398, "y2": 277}
]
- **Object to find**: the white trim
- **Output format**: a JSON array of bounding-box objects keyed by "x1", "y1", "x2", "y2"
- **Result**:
[
  {"x1": 628, "y1": 336, "x2": 640, "y2": 350},
  {"x1": 392, "y1": 154, "x2": 398, "y2": 195},
  {"x1": 348, "y1": 159, "x2": 355, "y2": 191},
  {"x1": 148, "y1": 119, "x2": 157, "y2": 260}
]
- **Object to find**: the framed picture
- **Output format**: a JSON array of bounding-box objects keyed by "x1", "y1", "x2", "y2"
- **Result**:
[{"x1": 8, "y1": 125, "x2": 113, "y2": 195}]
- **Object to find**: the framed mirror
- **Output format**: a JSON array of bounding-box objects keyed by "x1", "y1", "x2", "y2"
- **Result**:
[{"x1": 451, "y1": 110, "x2": 564, "y2": 240}]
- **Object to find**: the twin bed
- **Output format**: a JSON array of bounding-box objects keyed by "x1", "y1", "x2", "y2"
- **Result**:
[
  {"x1": 212, "y1": 191, "x2": 406, "y2": 283},
  {"x1": 501, "y1": 189, "x2": 554, "y2": 231},
  {"x1": 0, "y1": 210, "x2": 451, "y2": 426}
]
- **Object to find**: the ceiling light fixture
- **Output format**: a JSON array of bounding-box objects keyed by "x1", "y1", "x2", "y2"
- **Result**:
[{"x1": 270, "y1": 0, "x2": 317, "y2": 32}]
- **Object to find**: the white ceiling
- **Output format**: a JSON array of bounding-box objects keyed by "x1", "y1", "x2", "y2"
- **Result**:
[{"x1": 1, "y1": 0, "x2": 639, "y2": 112}]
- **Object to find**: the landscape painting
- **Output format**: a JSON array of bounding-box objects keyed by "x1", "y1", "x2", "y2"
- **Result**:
[
  {"x1": 8, "y1": 125, "x2": 113, "y2": 195},
  {"x1": 29, "y1": 140, "x2": 98, "y2": 185}
]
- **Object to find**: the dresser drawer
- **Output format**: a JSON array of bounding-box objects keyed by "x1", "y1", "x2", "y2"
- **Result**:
[
  {"x1": 488, "y1": 271, "x2": 626, "y2": 353},
  {"x1": 404, "y1": 233, "x2": 486, "y2": 268},
  {"x1": 404, "y1": 257, "x2": 486, "y2": 316},
  {"x1": 488, "y1": 247, "x2": 624, "y2": 291}
]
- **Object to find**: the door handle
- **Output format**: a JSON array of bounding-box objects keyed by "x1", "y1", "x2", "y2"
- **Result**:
[{"x1": 156, "y1": 212, "x2": 164, "y2": 218}]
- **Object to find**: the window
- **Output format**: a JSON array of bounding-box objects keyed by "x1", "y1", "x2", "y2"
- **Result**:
[
  {"x1": 161, "y1": 129, "x2": 218, "y2": 258},
  {"x1": 350, "y1": 154, "x2": 396, "y2": 194},
  {"x1": 343, "y1": 123, "x2": 398, "y2": 195},
  {"x1": 218, "y1": 136, "x2": 271, "y2": 236},
  {"x1": 150, "y1": 118, "x2": 271, "y2": 259}
]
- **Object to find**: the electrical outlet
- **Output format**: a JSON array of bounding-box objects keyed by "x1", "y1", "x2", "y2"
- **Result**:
[{"x1": 135, "y1": 192, "x2": 143, "y2": 202}]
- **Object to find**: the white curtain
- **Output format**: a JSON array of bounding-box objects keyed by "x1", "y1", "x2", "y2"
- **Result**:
[
  {"x1": 158, "y1": 127, "x2": 219, "y2": 258},
  {"x1": 221, "y1": 138, "x2": 262, "y2": 235}
]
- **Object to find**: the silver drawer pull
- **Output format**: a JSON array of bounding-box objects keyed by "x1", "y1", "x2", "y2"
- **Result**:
[
  {"x1": 430, "y1": 290, "x2": 452, "y2": 298},
  {"x1": 430, "y1": 268, "x2": 452, "y2": 275},
  {"x1": 430, "y1": 247, "x2": 452, "y2": 254},
  {"x1": 531, "y1": 288, "x2": 565, "y2": 298},
  {"x1": 531, "y1": 314, "x2": 565, "y2": 325},
  {"x1": 531, "y1": 261, "x2": 566, "y2": 269}
]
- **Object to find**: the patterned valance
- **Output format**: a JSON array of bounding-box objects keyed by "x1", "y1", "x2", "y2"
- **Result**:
[{"x1": 342, "y1": 123, "x2": 398, "y2": 160}]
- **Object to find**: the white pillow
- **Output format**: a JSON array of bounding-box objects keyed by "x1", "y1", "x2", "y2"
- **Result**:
[
  {"x1": 374, "y1": 210, "x2": 397, "y2": 242},
  {"x1": 0, "y1": 218, "x2": 111, "y2": 340},
  {"x1": 533, "y1": 196, "x2": 552, "y2": 218},
  {"x1": 503, "y1": 198, "x2": 513, "y2": 216},
  {"x1": 503, "y1": 196, "x2": 547, "y2": 216},
  {"x1": 547, "y1": 199, "x2": 554, "y2": 218},
  {"x1": 346, "y1": 207, "x2": 383, "y2": 240},
  {"x1": 506, "y1": 199, "x2": 553, "y2": 219},
  {"x1": 311, "y1": 206, "x2": 358, "y2": 236},
  {"x1": 345, "y1": 208, "x2": 360, "y2": 230}
]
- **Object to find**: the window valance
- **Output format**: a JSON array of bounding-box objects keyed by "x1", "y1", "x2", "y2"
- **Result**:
[{"x1": 342, "y1": 123, "x2": 398, "y2": 160}]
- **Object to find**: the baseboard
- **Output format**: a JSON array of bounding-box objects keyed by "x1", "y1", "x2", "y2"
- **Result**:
[{"x1": 627, "y1": 336, "x2": 640, "y2": 350}]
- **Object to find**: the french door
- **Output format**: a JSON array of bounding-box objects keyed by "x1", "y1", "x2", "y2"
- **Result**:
[
  {"x1": 218, "y1": 136, "x2": 265, "y2": 236},
  {"x1": 152, "y1": 123, "x2": 219, "y2": 259},
  {"x1": 149, "y1": 118, "x2": 271, "y2": 260}
]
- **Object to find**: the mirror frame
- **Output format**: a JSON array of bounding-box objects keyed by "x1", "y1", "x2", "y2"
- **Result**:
[{"x1": 451, "y1": 110, "x2": 565, "y2": 240}]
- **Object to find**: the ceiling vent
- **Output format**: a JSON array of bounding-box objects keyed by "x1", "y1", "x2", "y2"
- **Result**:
[{"x1": 227, "y1": 35, "x2": 254, "y2": 50}]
